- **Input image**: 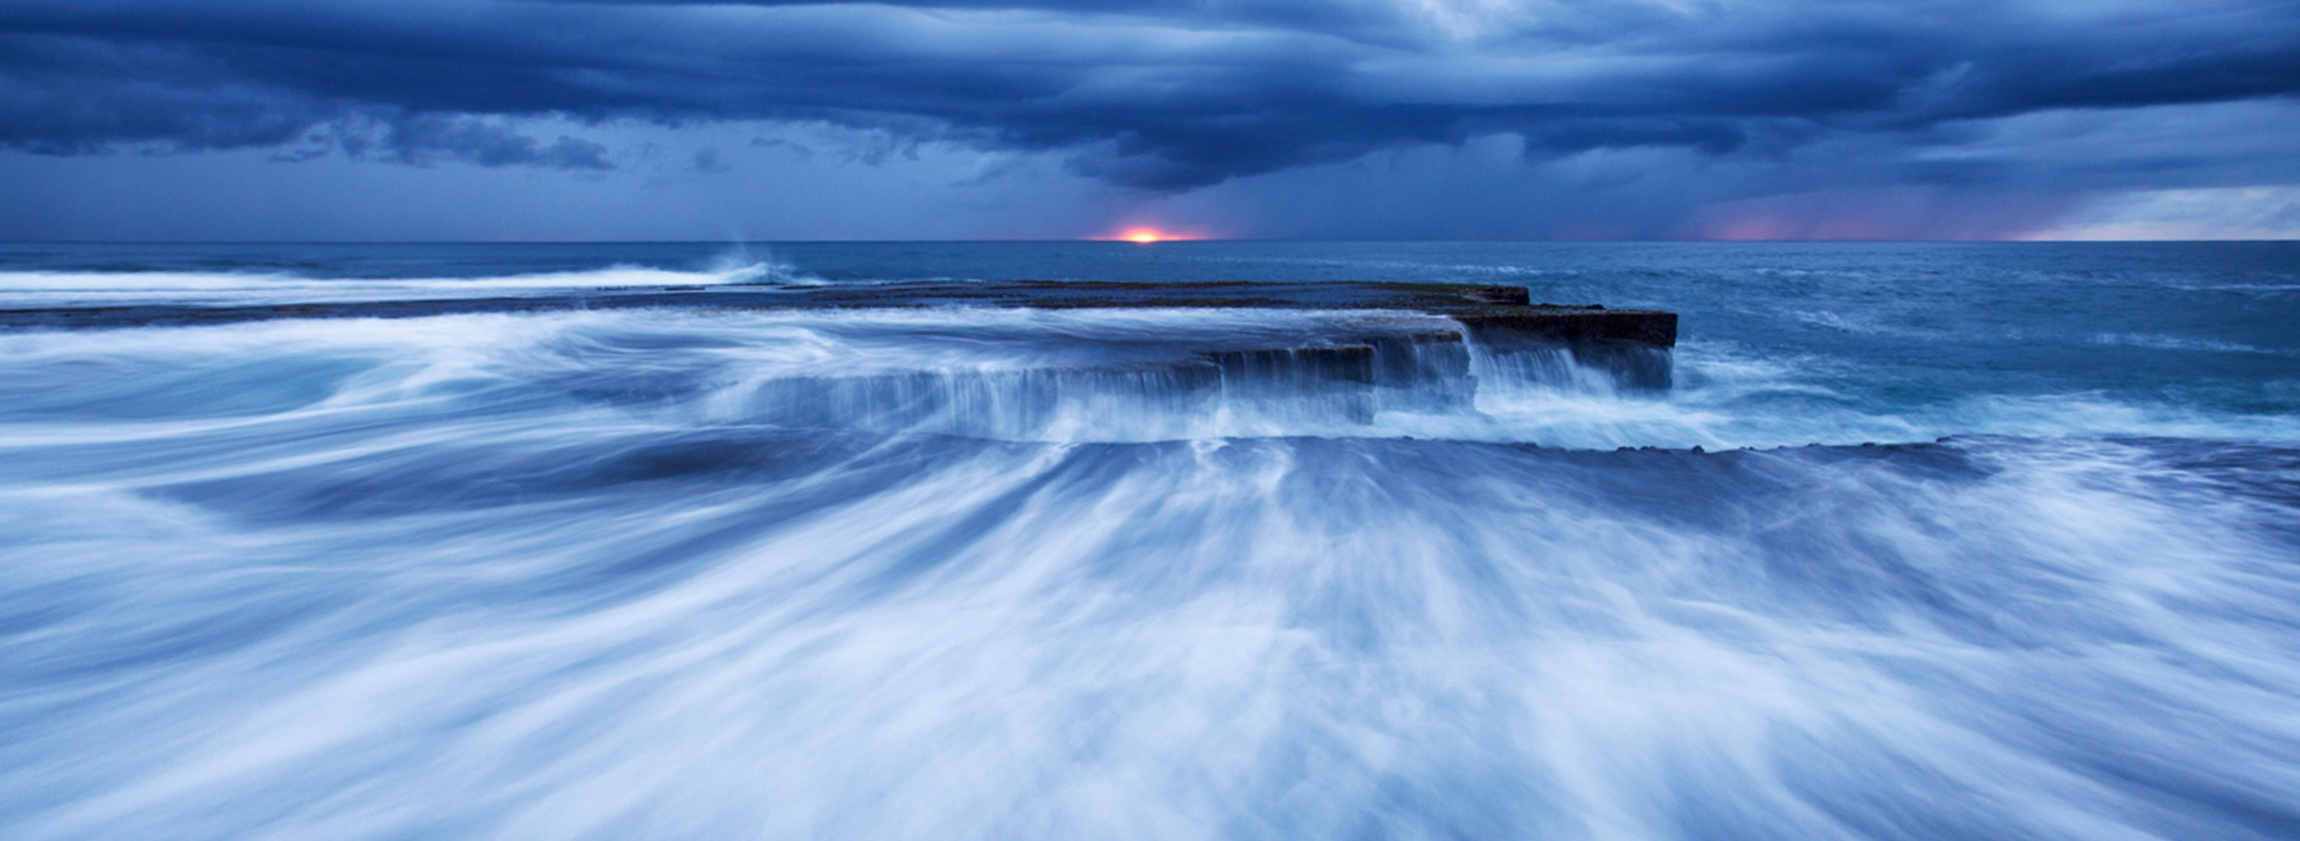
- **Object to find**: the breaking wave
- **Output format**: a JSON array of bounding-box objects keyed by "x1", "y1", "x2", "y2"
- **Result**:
[
  {"x1": 4, "y1": 241, "x2": 2299, "y2": 840},
  {"x1": 0, "y1": 260, "x2": 815, "y2": 309}
]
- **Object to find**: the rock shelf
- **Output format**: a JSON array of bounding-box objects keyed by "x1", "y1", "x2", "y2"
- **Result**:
[{"x1": 0, "y1": 280, "x2": 1678, "y2": 348}]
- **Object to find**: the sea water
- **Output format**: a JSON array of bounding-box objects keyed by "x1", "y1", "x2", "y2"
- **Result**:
[{"x1": 1, "y1": 242, "x2": 2296, "y2": 839}]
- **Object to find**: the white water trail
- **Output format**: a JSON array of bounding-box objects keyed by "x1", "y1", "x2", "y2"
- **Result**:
[
  {"x1": 0, "y1": 260, "x2": 810, "y2": 309},
  {"x1": 2, "y1": 308, "x2": 2298, "y2": 839}
]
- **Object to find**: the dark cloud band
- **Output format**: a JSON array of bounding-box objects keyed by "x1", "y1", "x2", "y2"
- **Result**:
[{"x1": 2, "y1": 0, "x2": 2295, "y2": 188}]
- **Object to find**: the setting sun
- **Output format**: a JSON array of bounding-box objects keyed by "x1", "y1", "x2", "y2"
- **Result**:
[{"x1": 1101, "y1": 225, "x2": 1207, "y2": 243}]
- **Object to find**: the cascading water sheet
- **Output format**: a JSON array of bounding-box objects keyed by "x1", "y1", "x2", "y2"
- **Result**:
[{"x1": 2, "y1": 241, "x2": 2297, "y2": 840}]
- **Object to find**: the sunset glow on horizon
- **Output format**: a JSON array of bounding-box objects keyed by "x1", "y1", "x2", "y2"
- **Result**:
[{"x1": 1101, "y1": 225, "x2": 1210, "y2": 244}]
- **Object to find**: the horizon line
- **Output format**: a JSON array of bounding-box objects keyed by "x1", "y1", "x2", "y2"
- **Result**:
[{"x1": 2, "y1": 237, "x2": 2294, "y2": 246}]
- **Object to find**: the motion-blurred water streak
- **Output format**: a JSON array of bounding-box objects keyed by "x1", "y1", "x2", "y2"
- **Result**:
[{"x1": 2, "y1": 242, "x2": 2297, "y2": 840}]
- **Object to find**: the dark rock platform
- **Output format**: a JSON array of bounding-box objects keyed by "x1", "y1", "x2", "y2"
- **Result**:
[{"x1": 0, "y1": 280, "x2": 1677, "y2": 348}]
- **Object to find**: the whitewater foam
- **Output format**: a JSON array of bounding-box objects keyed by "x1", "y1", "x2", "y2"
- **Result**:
[
  {"x1": 5, "y1": 242, "x2": 2298, "y2": 840},
  {"x1": 3, "y1": 309, "x2": 2292, "y2": 450},
  {"x1": 0, "y1": 261, "x2": 810, "y2": 309}
]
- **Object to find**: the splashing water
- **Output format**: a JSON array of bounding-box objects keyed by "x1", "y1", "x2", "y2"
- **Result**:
[{"x1": 2, "y1": 242, "x2": 2297, "y2": 839}]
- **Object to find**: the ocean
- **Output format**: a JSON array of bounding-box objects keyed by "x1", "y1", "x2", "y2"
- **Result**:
[{"x1": 2, "y1": 241, "x2": 2296, "y2": 839}]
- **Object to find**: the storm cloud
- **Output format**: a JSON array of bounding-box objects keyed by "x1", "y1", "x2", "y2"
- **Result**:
[{"x1": 2, "y1": 0, "x2": 2296, "y2": 192}]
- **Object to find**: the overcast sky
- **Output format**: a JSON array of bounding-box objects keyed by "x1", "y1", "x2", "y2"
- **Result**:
[{"x1": 2, "y1": 0, "x2": 2296, "y2": 241}]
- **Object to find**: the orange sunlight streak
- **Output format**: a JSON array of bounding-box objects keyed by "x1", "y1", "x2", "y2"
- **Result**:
[{"x1": 1100, "y1": 225, "x2": 1210, "y2": 243}]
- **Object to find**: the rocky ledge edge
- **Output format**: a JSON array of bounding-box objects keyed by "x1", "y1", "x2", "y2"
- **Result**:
[{"x1": 0, "y1": 280, "x2": 1677, "y2": 348}]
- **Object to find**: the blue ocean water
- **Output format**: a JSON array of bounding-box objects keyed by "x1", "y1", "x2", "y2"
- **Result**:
[{"x1": 1, "y1": 241, "x2": 2296, "y2": 839}]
